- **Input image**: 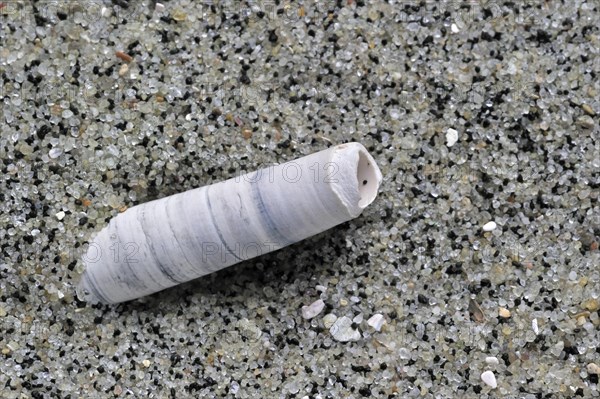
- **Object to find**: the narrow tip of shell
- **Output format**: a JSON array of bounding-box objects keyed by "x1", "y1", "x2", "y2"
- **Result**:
[
  {"x1": 330, "y1": 143, "x2": 382, "y2": 218},
  {"x1": 75, "y1": 273, "x2": 106, "y2": 305}
]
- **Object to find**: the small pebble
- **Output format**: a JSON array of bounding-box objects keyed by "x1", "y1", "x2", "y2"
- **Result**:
[
  {"x1": 469, "y1": 298, "x2": 485, "y2": 323},
  {"x1": 577, "y1": 115, "x2": 595, "y2": 129},
  {"x1": 498, "y1": 307, "x2": 511, "y2": 318},
  {"x1": 532, "y1": 318, "x2": 539, "y2": 335},
  {"x1": 172, "y1": 10, "x2": 187, "y2": 21},
  {"x1": 18, "y1": 143, "x2": 33, "y2": 156},
  {"x1": 268, "y1": 30, "x2": 278, "y2": 43},
  {"x1": 587, "y1": 363, "x2": 600, "y2": 375},
  {"x1": 367, "y1": 314, "x2": 386, "y2": 332},
  {"x1": 485, "y1": 356, "x2": 499, "y2": 365},
  {"x1": 581, "y1": 103, "x2": 595, "y2": 116},
  {"x1": 115, "y1": 51, "x2": 133, "y2": 63},
  {"x1": 451, "y1": 23, "x2": 460, "y2": 33},
  {"x1": 119, "y1": 64, "x2": 129, "y2": 76},
  {"x1": 242, "y1": 128, "x2": 252, "y2": 140},
  {"x1": 481, "y1": 371, "x2": 497, "y2": 389},
  {"x1": 49, "y1": 148, "x2": 63, "y2": 159},
  {"x1": 446, "y1": 128, "x2": 459, "y2": 147},
  {"x1": 568, "y1": 270, "x2": 578, "y2": 281},
  {"x1": 389, "y1": 108, "x2": 403, "y2": 120},
  {"x1": 323, "y1": 313, "x2": 337, "y2": 329},
  {"x1": 155, "y1": 2, "x2": 165, "y2": 12},
  {"x1": 0, "y1": 307, "x2": 6, "y2": 317},
  {"x1": 482, "y1": 221, "x2": 497, "y2": 232},
  {"x1": 7, "y1": 341, "x2": 19, "y2": 351},
  {"x1": 315, "y1": 285, "x2": 327, "y2": 292},
  {"x1": 56, "y1": 211, "x2": 66, "y2": 220},
  {"x1": 330, "y1": 316, "x2": 361, "y2": 342},
  {"x1": 582, "y1": 298, "x2": 599, "y2": 312},
  {"x1": 301, "y1": 299, "x2": 325, "y2": 320}
]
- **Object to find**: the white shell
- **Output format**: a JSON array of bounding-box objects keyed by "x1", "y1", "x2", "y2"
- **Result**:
[
  {"x1": 481, "y1": 371, "x2": 497, "y2": 388},
  {"x1": 78, "y1": 143, "x2": 382, "y2": 304},
  {"x1": 301, "y1": 299, "x2": 325, "y2": 320},
  {"x1": 446, "y1": 128, "x2": 459, "y2": 147},
  {"x1": 330, "y1": 316, "x2": 361, "y2": 342},
  {"x1": 482, "y1": 221, "x2": 497, "y2": 232},
  {"x1": 367, "y1": 314, "x2": 386, "y2": 332}
]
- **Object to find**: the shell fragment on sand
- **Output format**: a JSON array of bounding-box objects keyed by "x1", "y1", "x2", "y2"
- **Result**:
[
  {"x1": 481, "y1": 371, "x2": 497, "y2": 388},
  {"x1": 330, "y1": 316, "x2": 361, "y2": 342},
  {"x1": 78, "y1": 143, "x2": 383, "y2": 304},
  {"x1": 482, "y1": 221, "x2": 497, "y2": 232},
  {"x1": 302, "y1": 299, "x2": 325, "y2": 320},
  {"x1": 367, "y1": 314, "x2": 386, "y2": 331},
  {"x1": 446, "y1": 128, "x2": 459, "y2": 147}
]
